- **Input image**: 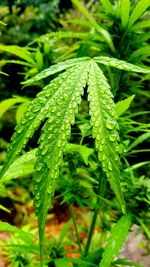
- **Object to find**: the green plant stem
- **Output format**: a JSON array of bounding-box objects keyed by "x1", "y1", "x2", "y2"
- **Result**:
[
  {"x1": 84, "y1": 170, "x2": 106, "y2": 256},
  {"x1": 70, "y1": 204, "x2": 83, "y2": 256}
]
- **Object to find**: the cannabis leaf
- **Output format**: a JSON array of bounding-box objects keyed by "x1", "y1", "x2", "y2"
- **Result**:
[
  {"x1": 0, "y1": 56, "x2": 148, "y2": 265},
  {"x1": 99, "y1": 213, "x2": 132, "y2": 267},
  {"x1": 88, "y1": 61, "x2": 125, "y2": 212},
  {"x1": 33, "y1": 62, "x2": 90, "y2": 261}
]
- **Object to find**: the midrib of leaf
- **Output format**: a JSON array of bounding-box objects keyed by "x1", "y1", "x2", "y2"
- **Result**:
[
  {"x1": 88, "y1": 61, "x2": 125, "y2": 213},
  {"x1": 33, "y1": 62, "x2": 90, "y2": 264}
]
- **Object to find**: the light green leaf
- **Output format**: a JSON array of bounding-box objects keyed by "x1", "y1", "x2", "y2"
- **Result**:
[
  {"x1": 131, "y1": 20, "x2": 150, "y2": 31},
  {"x1": 0, "y1": 204, "x2": 11, "y2": 213},
  {"x1": 0, "y1": 96, "x2": 28, "y2": 118},
  {"x1": 127, "y1": 132, "x2": 150, "y2": 151},
  {"x1": 94, "y1": 56, "x2": 150, "y2": 73},
  {"x1": 54, "y1": 258, "x2": 70, "y2": 267},
  {"x1": 99, "y1": 213, "x2": 132, "y2": 267},
  {"x1": 124, "y1": 161, "x2": 150, "y2": 172},
  {"x1": 88, "y1": 61, "x2": 125, "y2": 213},
  {"x1": 128, "y1": 0, "x2": 150, "y2": 27},
  {"x1": 66, "y1": 144, "x2": 93, "y2": 165},
  {"x1": 0, "y1": 71, "x2": 9, "y2": 76},
  {"x1": 0, "y1": 149, "x2": 36, "y2": 183},
  {"x1": 16, "y1": 101, "x2": 31, "y2": 123},
  {"x1": 100, "y1": 0, "x2": 115, "y2": 15},
  {"x1": 0, "y1": 222, "x2": 34, "y2": 244},
  {"x1": 71, "y1": 0, "x2": 115, "y2": 52},
  {"x1": 121, "y1": 0, "x2": 130, "y2": 29},
  {"x1": 58, "y1": 219, "x2": 73, "y2": 243},
  {"x1": 22, "y1": 57, "x2": 89, "y2": 85},
  {"x1": 116, "y1": 95, "x2": 135, "y2": 117},
  {"x1": 0, "y1": 44, "x2": 35, "y2": 65}
]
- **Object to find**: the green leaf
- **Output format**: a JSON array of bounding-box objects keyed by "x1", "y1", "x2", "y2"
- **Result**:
[
  {"x1": 127, "y1": 132, "x2": 150, "y2": 151},
  {"x1": 99, "y1": 213, "x2": 132, "y2": 267},
  {"x1": 0, "y1": 204, "x2": 11, "y2": 213},
  {"x1": 58, "y1": 219, "x2": 73, "y2": 244},
  {"x1": 121, "y1": 0, "x2": 130, "y2": 29},
  {"x1": 0, "y1": 96, "x2": 28, "y2": 118},
  {"x1": 0, "y1": 44, "x2": 35, "y2": 65},
  {"x1": 115, "y1": 258, "x2": 144, "y2": 267},
  {"x1": 22, "y1": 57, "x2": 89, "y2": 85},
  {"x1": 94, "y1": 56, "x2": 150, "y2": 73},
  {"x1": 88, "y1": 61, "x2": 125, "y2": 213},
  {"x1": 128, "y1": 0, "x2": 150, "y2": 27},
  {"x1": 124, "y1": 161, "x2": 150, "y2": 172},
  {"x1": 0, "y1": 222, "x2": 34, "y2": 244},
  {"x1": 0, "y1": 149, "x2": 36, "y2": 183},
  {"x1": 0, "y1": 71, "x2": 9, "y2": 76},
  {"x1": 116, "y1": 95, "x2": 135, "y2": 117},
  {"x1": 71, "y1": 0, "x2": 115, "y2": 52},
  {"x1": 16, "y1": 101, "x2": 31, "y2": 123},
  {"x1": 33, "y1": 62, "x2": 90, "y2": 263},
  {"x1": 131, "y1": 20, "x2": 150, "y2": 31},
  {"x1": 54, "y1": 258, "x2": 70, "y2": 267},
  {"x1": 66, "y1": 143, "x2": 93, "y2": 165},
  {"x1": 100, "y1": 0, "x2": 115, "y2": 15}
]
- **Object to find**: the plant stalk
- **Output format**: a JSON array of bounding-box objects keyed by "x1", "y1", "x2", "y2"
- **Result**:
[
  {"x1": 84, "y1": 170, "x2": 106, "y2": 256},
  {"x1": 70, "y1": 204, "x2": 83, "y2": 256}
]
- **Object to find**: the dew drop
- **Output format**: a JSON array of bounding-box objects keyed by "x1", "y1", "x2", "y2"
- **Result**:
[
  {"x1": 41, "y1": 146, "x2": 48, "y2": 155},
  {"x1": 109, "y1": 132, "x2": 117, "y2": 142},
  {"x1": 47, "y1": 185, "x2": 53, "y2": 194},
  {"x1": 105, "y1": 119, "x2": 116, "y2": 130},
  {"x1": 35, "y1": 192, "x2": 40, "y2": 200},
  {"x1": 36, "y1": 163, "x2": 43, "y2": 171},
  {"x1": 108, "y1": 162, "x2": 112, "y2": 171},
  {"x1": 34, "y1": 200, "x2": 40, "y2": 208}
]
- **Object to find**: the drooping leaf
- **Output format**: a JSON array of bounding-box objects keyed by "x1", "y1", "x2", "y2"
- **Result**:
[
  {"x1": 99, "y1": 213, "x2": 132, "y2": 267},
  {"x1": 16, "y1": 101, "x2": 31, "y2": 123},
  {"x1": 116, "y1": 95, "x2": 135, "y2": 117},
  {"x1": 121, "y1": 0, "x2": 130, "y2": 29},
  {"x1": 128, "y1": 0, "x2": 150, "y2": 28},
  {"x1": 33, "y1": 62, "x2": 90, "y2": 263},
  {"x1": 127, "y1": 132, "x2": 150, "y2": 151},
  {"x1": 94, "y1": 56, "x2": 150, "y2": 73},
  {"x1": 100, "y1": 0, "x2": 115, "y2": 15},
  {"x1": 0, "y1": 222, "x2": 34, "y2": 244},
  {"x1": 0, "y1": 96, "x2": 28, "y2": 118},
  {"x1": 88, "y1": 61, "x2": 125, "y2": 213},
  {"x1": 66, "y1": 143, "x2": 93, "y2": 165},
  {"x1": 71, "y1": 0, "x2": 115, "y2": 52},
  {"x1": 22, "y1": 57, "x2": 89, "y2": 85},
  {"x1": 0, "y1": 44, "x2": 35, "y2": 65},
  {"x1": 0, "y1": 204, "x2": 11, "y2": 213}
]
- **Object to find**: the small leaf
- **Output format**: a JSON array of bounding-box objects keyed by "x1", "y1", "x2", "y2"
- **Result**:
[
  {"x1": 121, "y1": 0, "x2": 130, "y2": 29},
  {"x1": 128, "y1": 0, "x2": 150, "y2": 28},
  {"x1": 99, "y1": 213, "x2": 132, "y2": 267},
  {"x1": 0, "y1": 96, "x2": 28, "y2": 118},
  {"x1": 127, "y1": 132, "x2": 150, "y2": 151},
  {"x1": 0, "y1": 204, "x2": 11, "y2": 213},
  {"x1": 0, "y1": 222, "x2": 34, "y2": 244},
  {"x1": 0, "y1": 44, "x2": 35, "y2": 65},
  {"x1": 94, "y1": 56, "x2": 150, "y2": 73},
  {"x1": 16, "y1": 101, "x2": 31, "y2": 123},
  {"x1": 116, "y1": 95, "x2": 135, "y2": 117},
  {"x1": 66, "y1": 143, "x2": 93, "y2": 165},
  {"x1": 54, "y1": 258, "x2": 70, "y2": 267},
  {"x1": 100, "y1": 0, "x2": 115, "y2": 15}
]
